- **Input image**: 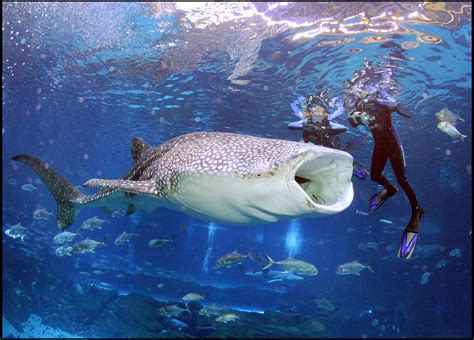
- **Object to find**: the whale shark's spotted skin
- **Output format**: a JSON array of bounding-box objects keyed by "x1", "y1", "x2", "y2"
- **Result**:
[
  {"x1": 89, "y1": 132, "x2": 309, "y2": 193},
  {"x1": 12, "y1": 131, "x2": 354, "y2": 229}
]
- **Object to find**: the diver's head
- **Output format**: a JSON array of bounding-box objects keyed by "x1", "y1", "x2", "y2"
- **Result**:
[
  {"x1": 306, "y1": 94, "x2": 328, "y2": 123},
  {"x1": 348, "y1": 86, "x2": 370, "y2": 100},
  {"x1": 309, "y1": 105, "x2": 327, "y2": 123}
]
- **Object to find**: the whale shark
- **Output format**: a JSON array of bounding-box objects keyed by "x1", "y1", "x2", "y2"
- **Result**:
[{"x1": 11, "y1": 131, "x2": 354, "y2": 229}]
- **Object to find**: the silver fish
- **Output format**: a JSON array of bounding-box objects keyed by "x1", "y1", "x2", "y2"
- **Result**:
[
  {"x1": 4, "y1": 223, "x2": 28, "y2": 241},
  {"x1": 33, "y1": 208, "x2": 54, "y2": 221},
  {"x1": 435, "y1": 107, "x2": 464, "y2": 125},
  {"x1": 420, "y1": 272, "x2": 431, "y2": 285},
  {"x1": 437, "y1": 122, "x2": 467, "y2": 142},
  {"x1": 72, "y1": 238, "x2": 105, "y2": 254},
  {"x1": 55, "y1": 245, "x2": 74, "y2": 256},
  {"x1": 79, "y1": 216, "x2": 107, "y2": 231},
  {"x1": 336, "y1": 260, "x2": 374, "y2": 275},
  {"x1": 114, "y1": 231, "x2": 138, "y2": 245},
  {"x1": 21, "y1": 184, "x2": 37, "y2": 192},
  {"x1": 53, "y1": 231, "x2": 80, "y2": 244}
]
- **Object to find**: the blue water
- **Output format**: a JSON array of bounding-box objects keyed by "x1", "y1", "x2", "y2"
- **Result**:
[{"x1": 2, "y1": 2, "x2": 472, "y2": 338}]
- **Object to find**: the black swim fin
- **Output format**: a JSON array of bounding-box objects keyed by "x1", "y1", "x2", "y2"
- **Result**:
[
  {"x1": 368, "y1": 186, "x2": 397, "y2": 214},
  {"x1": 353, "y1": 161, "x2": 369, "y2": 180},
  {"x1": 398, "y1": 207, "x2": 424, "y2": 260}
]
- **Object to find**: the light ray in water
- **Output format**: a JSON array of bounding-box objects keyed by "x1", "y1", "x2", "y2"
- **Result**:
[
  {"x1": 202, "y1": 222, "x2": 217, "y2": 274},
  {"x1": 285, "y1": 219, "x2": 302, "y2": 258}
]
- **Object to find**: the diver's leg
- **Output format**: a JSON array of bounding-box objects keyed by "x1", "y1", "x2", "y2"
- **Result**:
[
  {"x1": 367, "y1": 138, "x2": 397, "y2": 214},
  {"x1": 389, "y1": 128, "x2": 424, "y2": 259},
  {"x1": 389, "y1": 130, "x2": 420, "y2": 214},
  {"x1": 370, "y1": 139, "x2": 391, "y2": 189}
]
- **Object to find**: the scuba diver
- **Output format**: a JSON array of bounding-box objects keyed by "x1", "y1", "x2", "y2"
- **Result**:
[
  {"x1": 344, "y1": 59, "x2": 424, "y2": 260},
  {"x1": 287, "y1": 90, "x2": 369, "y2": 180}
]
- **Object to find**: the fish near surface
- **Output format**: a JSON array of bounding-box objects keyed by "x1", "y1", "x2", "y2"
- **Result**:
[{"x1": 11, "y1": 131, "x2": 354, "y2": 230}]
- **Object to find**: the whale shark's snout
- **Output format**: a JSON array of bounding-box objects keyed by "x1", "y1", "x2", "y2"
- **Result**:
[
  {"x1": 288, "y1": 147, "x2": 354, "y2": 215},
  {"x1": 12, "y1": 132, "x2": 354, "y2": 228}
]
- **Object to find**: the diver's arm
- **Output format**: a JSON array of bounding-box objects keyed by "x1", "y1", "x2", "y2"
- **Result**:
[
  {"x1": 328, "y1": 121, "x2": 347, "y2": 135},
  {"x1": 288, "y1": 120, "x2": 305, "y2": 130},
  {"x1": 290, "y1": 96, "x2": 307, "y2": 119},
  {"x1": 379, "y1": 103, "x2": 411, "y2": 118},
  {"x1": 375, "y1": 91, "x2": 411, "y2": 118}
]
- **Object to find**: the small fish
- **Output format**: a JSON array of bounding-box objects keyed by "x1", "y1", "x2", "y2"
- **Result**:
[
  {"x1": 116, "y1": 274, "x2": 125, "y2": 279},
  {"x1": 336, "y1": 260, "x2": 374, "y2": 275},
  {"x1": 21, "y1": 184, "x2": 37, "y2": 192},
  {"x1": 4, "y1": 223, "x2": 27, "y2": 241},
  {"x1": 78, "y1": 216, "x2": 108, "y2": 232},
  {"x1": 93, "y1": 270, "x2": 105, "y2": 275},
  {"x1": 111, "y1": 209, "x2": 126, "y2": 218},
  {"x1": 53, "y1": 231, "x2": 80, "y2": 245},
  {"x1": 449, "y1": 248, "x2": 462, "y2": 257},
  {"x1": 158, "y1": 304, "x2": 191, "y2": 317},
  {"x1": 182, "y1": 293, "x2": 205, "y2": 302},
  {"x1": 435, "y1": 259, "x2": 449, "y2": 268},
  {"x1": 358, "y1": 242, "x2": 379, "y2": 251},
  {"x1": 216, "y1": 313, "x2": 239, "y2": 323},
  {"x1": 435, "y1": 107, "x2": 464, "y2": 125},
  {"x1": 437, "y1": 122, "x2": 467, "y2": 142},
  {"x1": 420, "y1": 272, "x2": 431, "y2": 285},
  {"x1": 379, "y1": 219, "x2": 393, "y2": 224},
  {"x1": 166, "y1": 318, "x2": 189, "y2": 331},
  {"x1": 74, "y1": 282, "x2": 84, "y2": 295},
  {"x1": 263, "y1": 254, "x2": 318, "y2": 276},
  {"x1": 356, "y1": 210, "x2": 369, "y2": 216},
  {"x1": 157, "y1": 283, "x2": 164, "y2": 288},
  {"x1": 33, "y1": 208, "x2": 54, "y2": 221},
  {"x1": 215, "y1": 250, "x2": 254, "y2": 269},
  {"x1": 55, "y1": 245, "x2": 74, "y2": 257},
  {"x1": 198, "y1": 304, "x2": 223, "y2": 317},
  {"x1": 314, "y1": 297, "x2": 335, "y2": 311},
  {"x1": 267, "y1": 270, "x2": 303, "y2": 281},
  {"x1": 359, "y1": 308, "x2": 373, "y2": 318},
  {"x1": 148, "y1": 236, "x2": 175, "y2": 248},
  {"x1": 114, "y1": 231, "x2": 138, "y2": 246},
  {"x1": 72, "y1": 238, "x2": 105, "y2": 254}
]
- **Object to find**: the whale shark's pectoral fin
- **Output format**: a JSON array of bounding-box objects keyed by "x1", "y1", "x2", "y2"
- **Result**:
[{"x1": 83, "y1": 179, "x2": 159, "y2": 196}]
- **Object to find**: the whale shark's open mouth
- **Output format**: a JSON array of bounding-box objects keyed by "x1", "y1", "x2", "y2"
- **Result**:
[{"x1": 291, "y1": 152, "x2": 353, "y2": 213}]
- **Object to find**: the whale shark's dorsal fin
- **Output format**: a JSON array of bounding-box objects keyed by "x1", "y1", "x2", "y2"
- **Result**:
[{"x1": 131, "y1": 137, "x2": 151, "y2": 165}]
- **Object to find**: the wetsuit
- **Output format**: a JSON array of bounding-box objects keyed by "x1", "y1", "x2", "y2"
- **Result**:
[
  {"x1": 299, "y1": 120, "x2": 345, "y2": 148},
  {"x1": 348, "y1": 97, "x2": 420, "y2": 215}
]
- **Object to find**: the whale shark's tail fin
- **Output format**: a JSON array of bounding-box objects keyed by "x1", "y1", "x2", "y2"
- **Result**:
[{"x1": 12, "y1": 154, "x2": 87, "y2": 230}]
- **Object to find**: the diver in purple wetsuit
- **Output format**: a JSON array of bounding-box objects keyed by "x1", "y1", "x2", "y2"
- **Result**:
[{"x1": 344, "y1": 86, "x2": 424, "y2": 260}]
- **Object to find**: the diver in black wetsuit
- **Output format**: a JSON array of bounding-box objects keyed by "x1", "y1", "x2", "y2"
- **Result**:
[
  {"x1": 345, "y1": 85, "x2": 424, "y2": 260},
  {"x1": 288, "y1": 91, "x2": 369, "y2": 180}
]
